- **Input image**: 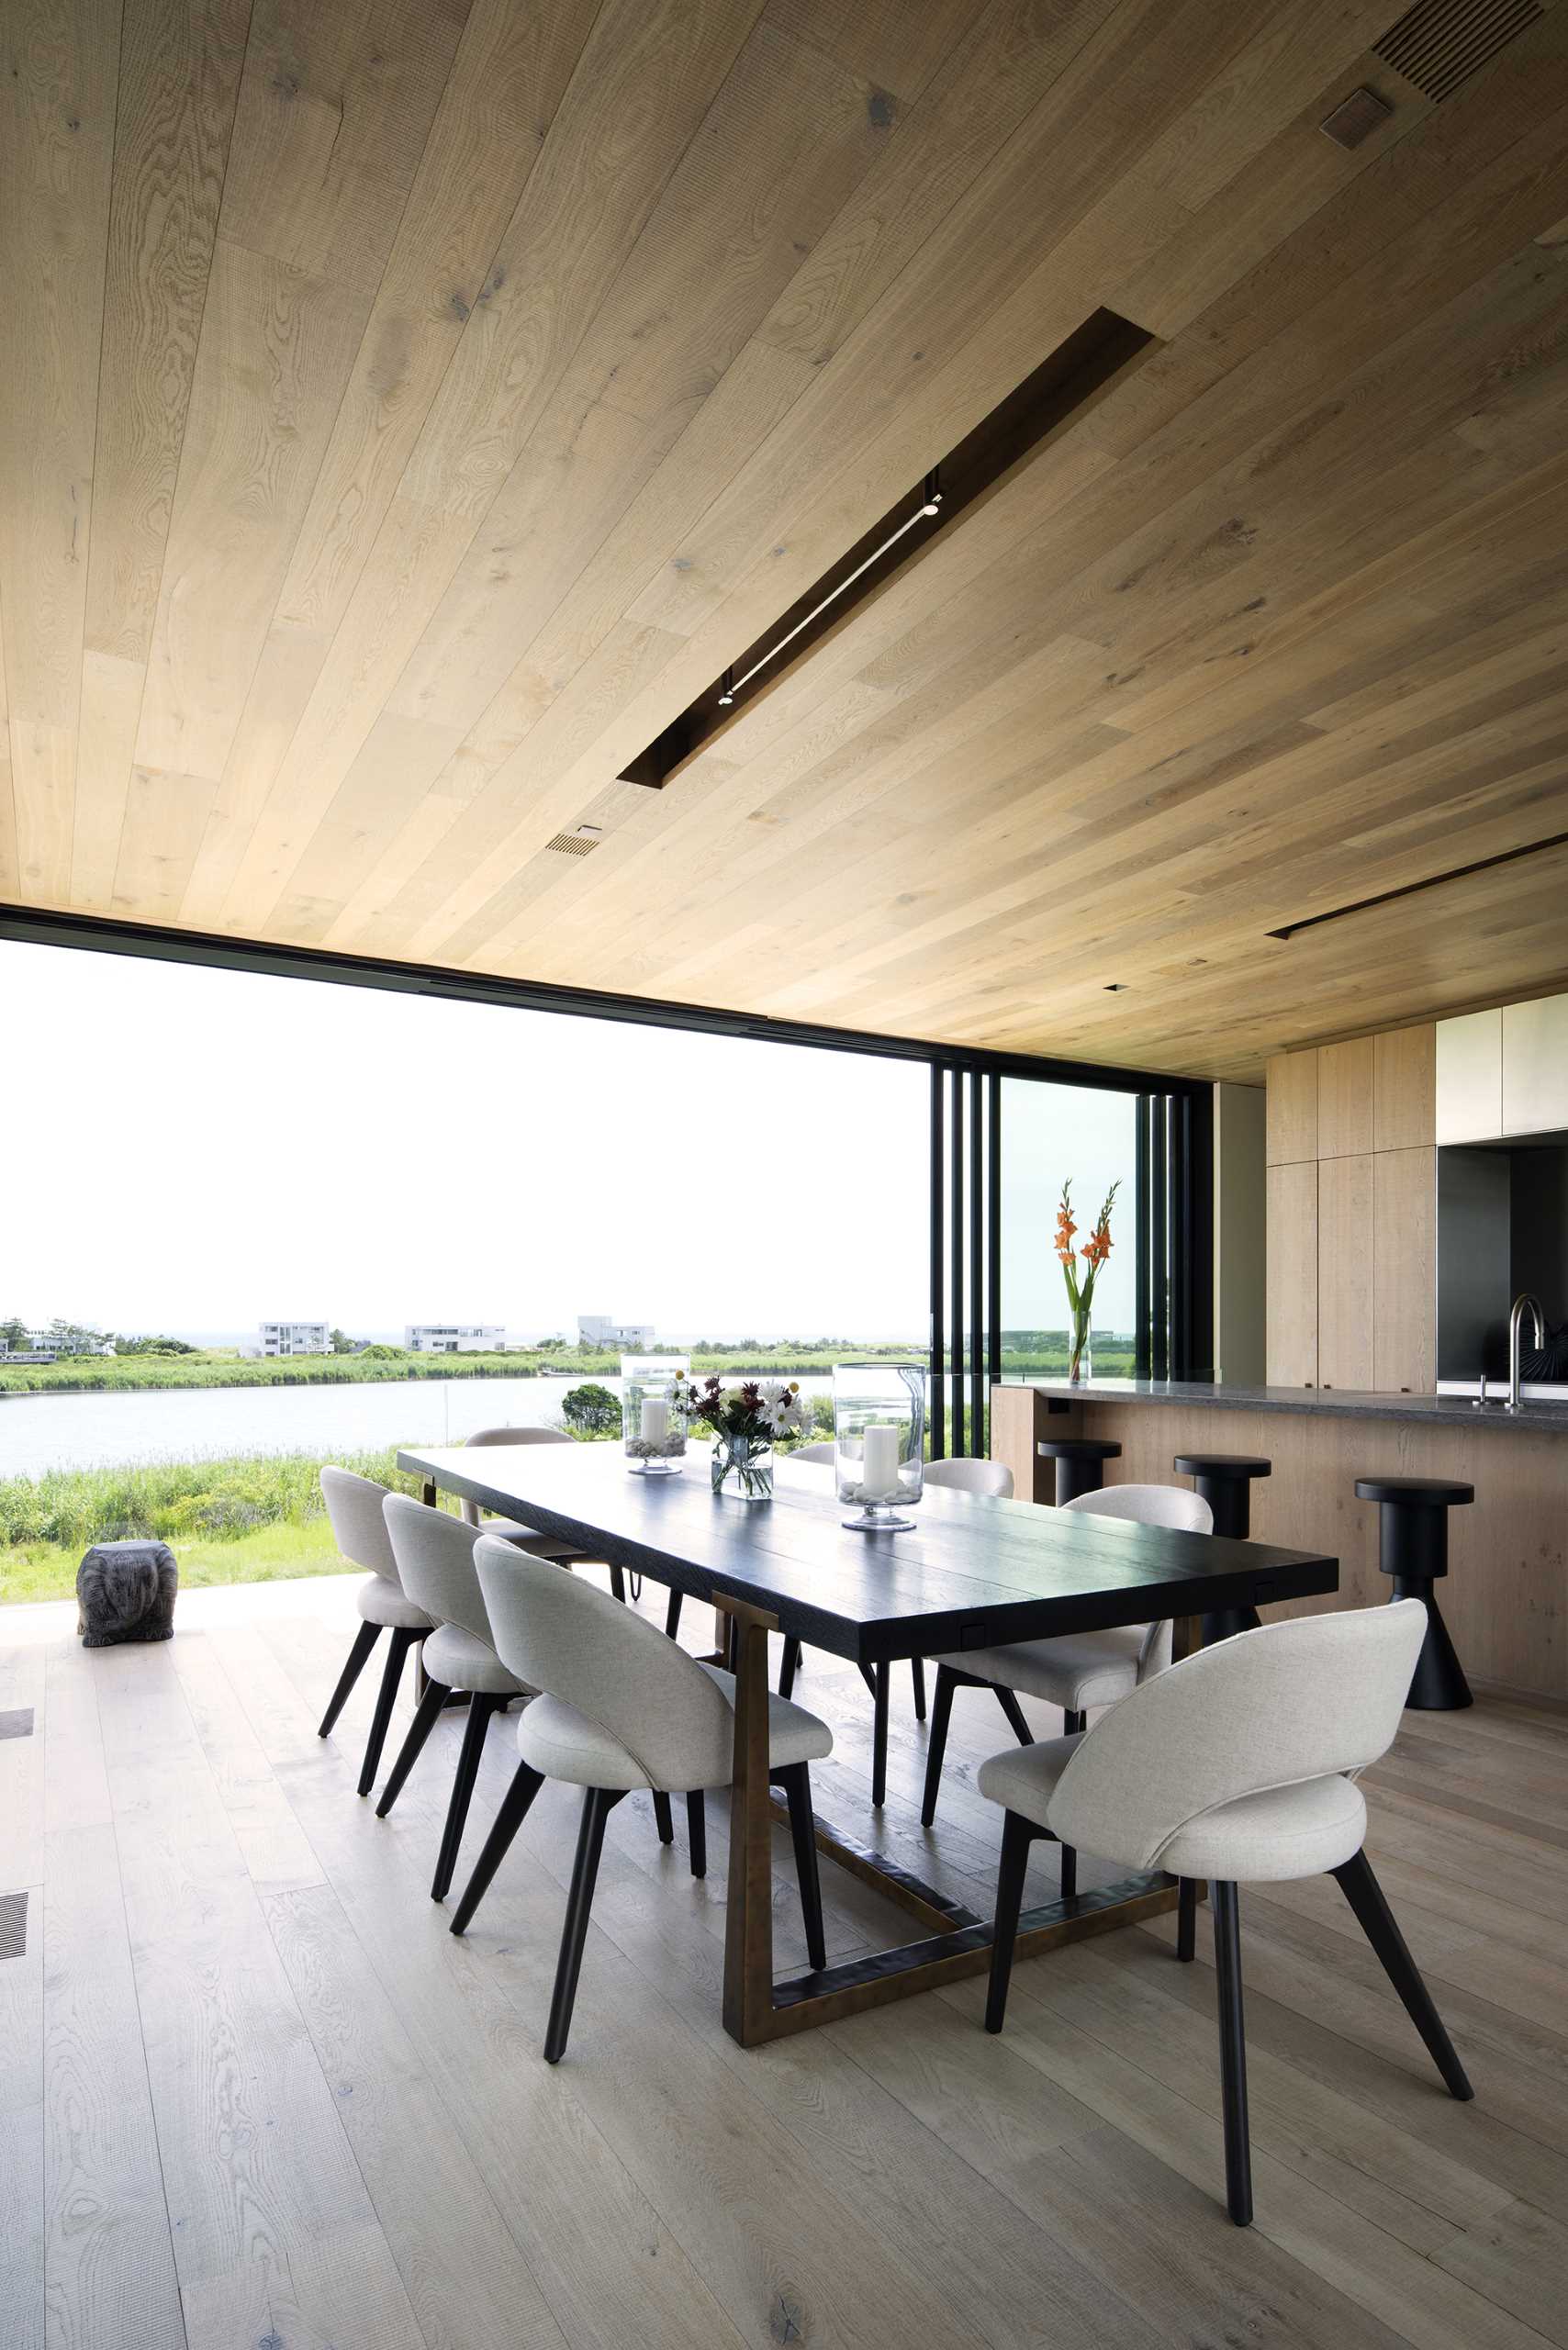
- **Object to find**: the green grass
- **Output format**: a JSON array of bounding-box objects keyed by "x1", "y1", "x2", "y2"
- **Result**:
[
  {"x1": 0, "y1": 1338, "x2": 925, "y2": 1394},
  {"x1": 1, "y1": 1518, "x2": 353, "y2": 1607},
  {"x1": 0, "y1": 1444, "x2": 432, "y2": 1607}
]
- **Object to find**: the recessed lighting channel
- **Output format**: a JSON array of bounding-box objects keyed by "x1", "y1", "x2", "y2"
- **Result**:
[{"x1": 619, "y1": 307, "x2": 1156, "y2": 789}]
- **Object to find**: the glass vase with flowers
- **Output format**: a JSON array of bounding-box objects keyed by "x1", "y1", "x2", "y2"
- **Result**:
[
  {"x1": 674, "y1": 1375, "x2": 812, "y2": 1500},
  {"x1": 1057, "y1": 1178, "x2": 1118, "y2": 1384}
]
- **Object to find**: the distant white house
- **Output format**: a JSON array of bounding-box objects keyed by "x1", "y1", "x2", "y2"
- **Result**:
[
  {"x1": 577, "y1": 1314, "x2": 655, "y2": 1351},
  {"x1": 259, "y1": 1321, "x2": 330, "y2": 1357},
  {"x1": 404, "y1": 1324, "x2": 504, "y2": 1355},
  {"x1": 3, "y1": 1329, "x2": 114, "y2": 1360}
]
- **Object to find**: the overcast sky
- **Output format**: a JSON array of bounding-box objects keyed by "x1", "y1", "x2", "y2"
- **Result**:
[
  {"x1": 2, "y1": 941, "x2": 935, "y2": 1340},
  {"x1": 3, "y1": 940, "x2": 1138, "y2": 1342}
]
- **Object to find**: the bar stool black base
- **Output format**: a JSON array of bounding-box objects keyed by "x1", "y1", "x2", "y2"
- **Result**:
[
  {"x1": 1202, "y1": 1606, "x2": 1262, "y2": 1644},
  {"x1": 1174, "y1": 1455, "x2": 1272, "y2": 1648},
  {"x1": 1393, "y1": 1578, "x2": 1473, "y2": 1710},
  {"x1": 1355, "y1": 1476, "x2": 1475, "y2": 1713}
]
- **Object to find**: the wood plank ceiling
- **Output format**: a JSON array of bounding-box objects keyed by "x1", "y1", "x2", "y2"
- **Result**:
[{"x1": 4, "y1": 0, "x2": 1568, "y2": 1080}]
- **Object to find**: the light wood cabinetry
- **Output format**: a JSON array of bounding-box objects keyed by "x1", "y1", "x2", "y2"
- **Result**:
[
  {"x1": 1373, "y1": 1147, "x2": 1436, "y2": 1392},
  {"x1": 1265, "y1": 1052, "x2": 1316, "y2": 1165},
  {"x1": 1436, "y1": 1009, "x2": 1503, "y2": 1142},
  {"x1": 1374, "y1": 1024, "x2": 1436, "y2": 1151},
  {"x1": 1267, "y1": 1021, "x2": 1438, "y2": 1393},
  {"x1": 1502, "y1": 994, "x2": 1568, "y2": 1136},
  {"x1": 1317, "y1": 1155, "x2": 1373, "y2": 1390},
  {"x1": 1316, "y1": 1040, "x2": 1374, "y2": 1159},
  {"x1": 1265, "y1": 1161, "x2": 1317, "y2": 1387}
]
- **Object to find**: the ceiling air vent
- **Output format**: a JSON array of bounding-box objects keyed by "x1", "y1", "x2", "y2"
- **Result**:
[
  {"x1": 1373, "y1": 0, "x2": 1543, "y2": 102},
  {"x1": 620, "y1": 308, "x2": 1155, "y2": 789},
  {"x1": 543, "y1": 826, "x2": 602, "y2": 858},
  {"x1": 0, "y1": 1890, "x2": 27, "y2": 1962}
]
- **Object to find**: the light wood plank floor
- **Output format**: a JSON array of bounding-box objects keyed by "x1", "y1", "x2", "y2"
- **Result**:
[{"x1": 3, "y1": 1574, "x2": 1567, "y2": 2350}]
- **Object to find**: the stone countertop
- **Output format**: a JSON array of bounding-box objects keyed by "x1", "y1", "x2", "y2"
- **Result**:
[{"x1": 1005, "y1": 1378, "x2": 1568, "y2": 1435}]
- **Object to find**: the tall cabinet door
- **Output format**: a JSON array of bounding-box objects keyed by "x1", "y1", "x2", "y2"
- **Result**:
[
  {"x1": 1374, "y1": 1147, "x2": 1436, "y2": 1392},
  {"x1": 1318, "y1": 1155, "x2": 1374, "y2": 1390},
  {"x1": 1266, "y1": 1161, "x2": 1317, "y2": 1386}
]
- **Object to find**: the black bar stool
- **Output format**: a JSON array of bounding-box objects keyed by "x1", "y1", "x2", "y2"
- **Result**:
[
  {"x1": 1354, "y1": 1476, "x2": 1474, "y2": 1710},
  {"x1": 1036, "y1": 1436, "x2": 1121, "y2": 1505},
  {"x1": 1174, "y1": 1452, "x2": 1271, "y2": 1643}
]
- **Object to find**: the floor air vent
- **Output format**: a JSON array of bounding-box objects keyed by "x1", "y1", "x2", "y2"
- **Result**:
[
  {"x1": 0, "y1": 1891, "x2": 28, "y2": 1961},
  {"x1": 0, "y1": 1707, "x2": 34, "y2": 1740},
  {"x1": 543, "y1": 829, "x2": 602, "y2": 858},
  {"x1": 1373, "y1": 0, "x2": 1543, "y2": 101}
]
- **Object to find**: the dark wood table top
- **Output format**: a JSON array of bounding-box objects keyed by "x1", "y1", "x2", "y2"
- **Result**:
[{"x1": 398, "y1": 1444, "x2": 1338, "y2": 1665}]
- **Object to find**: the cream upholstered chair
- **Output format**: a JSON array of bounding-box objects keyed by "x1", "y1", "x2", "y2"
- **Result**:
[
  {"x1": 454, "y1": 1535, "x2": 834, "y2": 2061},
  {"x1": 317, "y1": 1467, "x2": 436, "y2": 1796},
  {"x1": 376, "y1": 1495, "x2": 535, "y2": 1899},
  {"x1": 979, "y1": 1600, "x2": 1473, "y2": 2225},
  {"x1": 921, "y1": 1483, "x2": 1213, "y2": 1860},
  {"x1": 924, "y1": 1455, "x2": 1014, "y2": 1500},
  {"x1": 460, "y1": 1426, "x2": 625, "y2": 1595},
  {"x1": 378, "y1": 1494, "x2": 698, "y2": 1893}
]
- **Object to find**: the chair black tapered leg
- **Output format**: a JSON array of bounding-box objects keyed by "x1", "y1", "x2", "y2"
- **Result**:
[
  {"x1": 358, "y1": 1628, "x2": 420, "y2": 1797},
  {"x1": 921, "y1": 1665, "x2": 958, "y2": 1826},
  {"x1": 375, "y1": 1673, "x2": 450, "y2": 1817},
  {"x1": 1057, "y1": 1709, "x2": 1083, "y2": 1902},
  {"x1": 1177, "y1": 1876, "x2": 1197, "y2": 1962},
  {"x1": 776, "y1": 1763, "x2": 827, "y2": 1972},
  {"x1": 856, "y1": 1661, "x2": 877, "y2": 1699},
  {"x1": 995, "y1": 1684, "x2": 1034, "y2": 1746},
  {"x1": 665, "y1": 1587, "x2": 683, "y2": 1640},
  {"x1": 431, "y1": 1694, "x2": 502, "y2": 1902},
  {"x1": 985, "y1": 1809, "x2": 1037, "y2": 2033},
  {"x1": 319, "y1": 1619, "x2": 380, "y2": 1738},
  {"x1": 608, "y1": 1563, "x2": 626, "y2": 1604},
  {"x1": 686, "y1": 1790, "x2": 707, "y2": 1879},
  {"x1": 1211, "y1": 1879, "x2": 1253, "y2": 2226},
  {"x1": 871, "y1": 1659, "x2": 890, "y2": 1807},
  {"x1": 652, "y1": 1789, "x2": 674, "y2": 1844},
  {"x1": 778, "y1": 1636, "x2": 801, "y2": 1699},
  {"x1": 911, "y1": 1656, "x2": 926, "y2": 1721},
  {"x1": 544, "y1": 1787, "x2": 622, "y2": 2063},
  {"x1": 450, "y1": 1756, "x2": 545, "y2": 1934},
  {"x1": 1332, "y1": 1850, "x2": 1473, "y2": 2099}
]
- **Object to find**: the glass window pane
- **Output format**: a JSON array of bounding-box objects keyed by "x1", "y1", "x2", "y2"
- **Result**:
[{"x1": 1000, "y1": 1079, "x2": 1138, "y2": 1379}]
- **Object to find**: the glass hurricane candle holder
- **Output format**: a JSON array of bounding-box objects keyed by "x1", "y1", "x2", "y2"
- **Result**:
[
  {"x1": 833, "y1": 1360, "x2": 924, "y2": 1532},
  {"x1": 622, "y1": 1355, "x2": 689, "y2": 1473}
]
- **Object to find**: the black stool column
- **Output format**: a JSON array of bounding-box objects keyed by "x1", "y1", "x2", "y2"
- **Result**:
[
  {"x1": 1036, "y1": 1437, "x2": 1121, "y2": 1506},
  {"x1": 1354, "y1": 1476, "x2": 1474, "y2": 1711},
  {"x1": 1173, "y1": 1453, "x2": 1271, "y2": 1643}
]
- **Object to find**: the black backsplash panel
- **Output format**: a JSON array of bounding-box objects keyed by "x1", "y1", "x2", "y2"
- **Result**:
[{"x1": 1439, "y1": 1135, "x2": 1568, "y2": 1378}]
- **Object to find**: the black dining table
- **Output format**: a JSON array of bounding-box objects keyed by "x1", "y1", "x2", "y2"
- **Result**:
[{"x1": 398, "y1": 1442, "x2": 1338, "y2": 2048}]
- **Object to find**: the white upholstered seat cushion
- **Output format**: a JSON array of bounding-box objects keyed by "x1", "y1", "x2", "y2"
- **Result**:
[
  {"x1": 938, "y1": 1625, "x2": 1151, "y2": 1710},
  {"x1": 1157, "y1": 1774, "x2": 1367, "y2": 1881},
  {"x1": 356, "y1": 1576, "x2": 435, "y2": 1631},
  {"x1": 517, "y1": 1662, "x2": 832, "y2": 1792},
  {"x1": 422, "y1": 1622, "x2": 528, "y2": 1698},
  {"x1": 977, "y1": 1729, "x2": 1368, "y2": 1882}
]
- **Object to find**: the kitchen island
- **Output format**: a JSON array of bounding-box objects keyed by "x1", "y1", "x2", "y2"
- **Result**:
[{"x1": 991, "y1": 1379, "x2": 1566, "y2": 1699}]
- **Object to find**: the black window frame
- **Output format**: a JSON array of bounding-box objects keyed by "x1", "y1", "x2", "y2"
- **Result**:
[{"x1": 0, "y1": 903, "x2": 1214, "y2": 1439}]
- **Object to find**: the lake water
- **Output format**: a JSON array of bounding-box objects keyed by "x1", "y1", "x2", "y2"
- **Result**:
[{"x1": 0, "y1": 1374, "x2": 840, "y2": 1479}]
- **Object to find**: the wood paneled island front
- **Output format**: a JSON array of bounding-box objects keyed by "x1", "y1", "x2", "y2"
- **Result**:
[{"x1": 991, "y1": 1381, "x2": 1567, "y2": 1702}]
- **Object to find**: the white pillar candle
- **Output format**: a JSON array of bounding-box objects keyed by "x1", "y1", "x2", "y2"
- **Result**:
[
  {"x1": 641, "y1": 1396, "x2": 669, "y2": 1443},
  {"x1": 862, "y1": 1422, "x2": 899, "y2": 1501}
]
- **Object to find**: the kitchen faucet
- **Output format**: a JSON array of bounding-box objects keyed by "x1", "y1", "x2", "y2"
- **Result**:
[{"x1": 1507, "y1": 1292, "x2": 1545, "y2": 1412}]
